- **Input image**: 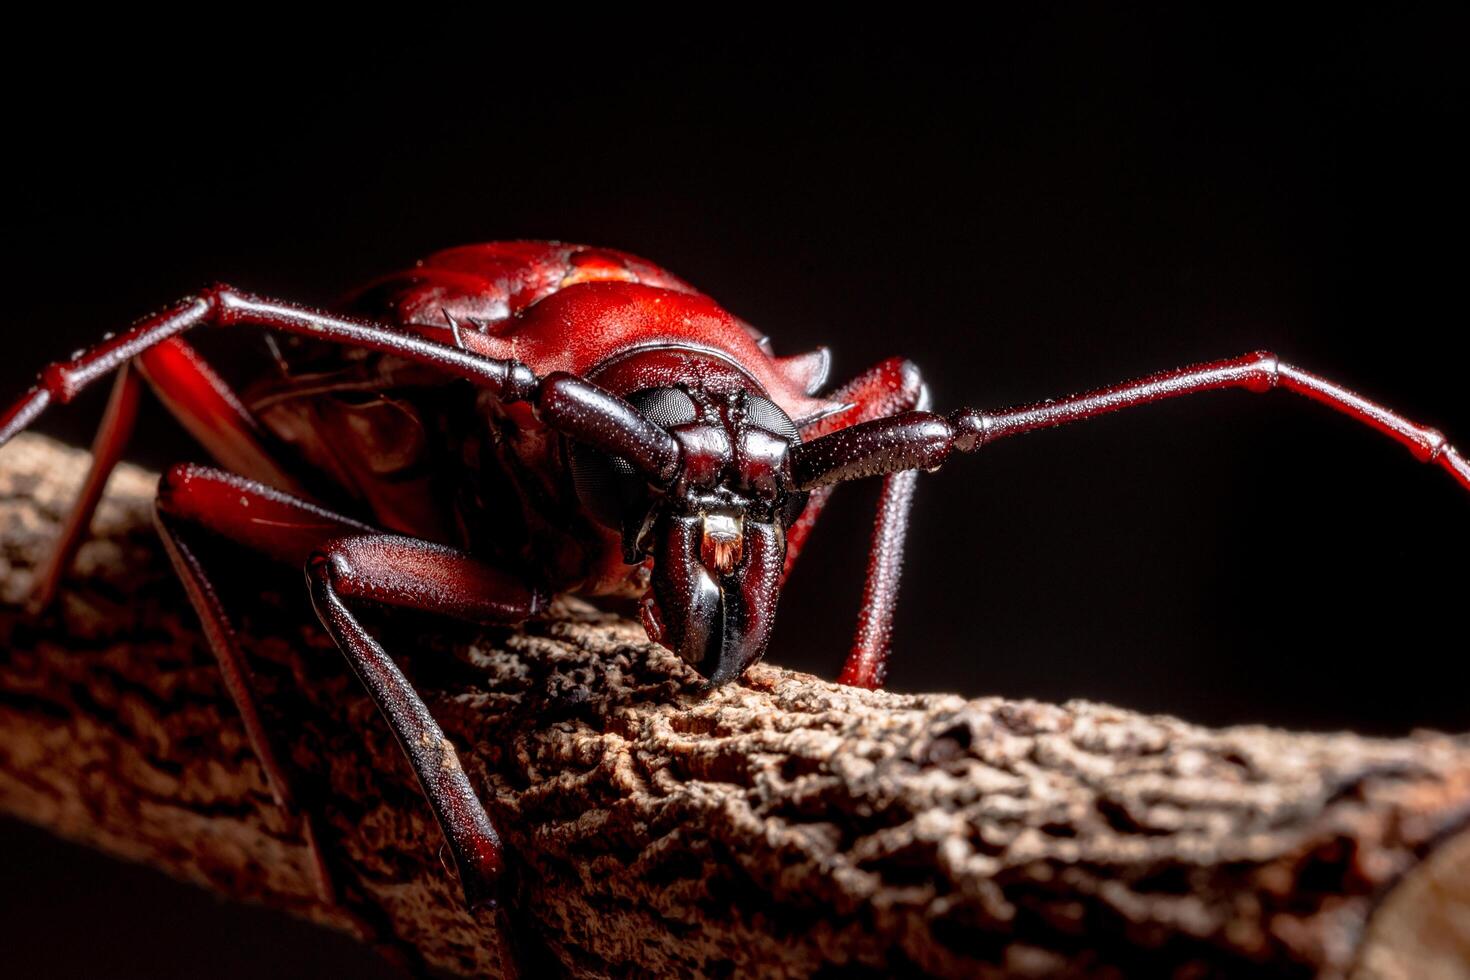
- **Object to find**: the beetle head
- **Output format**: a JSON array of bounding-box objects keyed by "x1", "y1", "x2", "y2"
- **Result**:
[{"x1": 568, "y1": 386, "x2": 807, "y2": 685}]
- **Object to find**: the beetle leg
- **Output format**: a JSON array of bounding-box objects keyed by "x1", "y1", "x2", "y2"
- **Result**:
[
  {"x1": 305, "y1": 534, "x2": 545, "y2": 909},
  {"x1": 134, "y1": 337, "x2": 308, "y2": 493},
  {"x1": 836, "y1": 468, "x2": 921, "y2": 690},
  {"x1": 789, "y1": 353, "x2": 1469, "y2": 683},
  {"x1": 30, "y1": 337, "x2": 309, "y2": 610},
  {"x1": 154, "y1": 511, "x2": 342, "y2": 903},
  {"x1": 154, "y1": 465, "x2": 377, "y2": 903},
  {"x1": 155, "y1": 463, "x2": 543, "y2": 910},
  {"x1": 788, "y1": 358, "x2": 929, "y2": 577},
  {"x1": 795, "y1": 353, "x2": 1469, "y2": 688},
  {"x1": 27, "y1": 365, "x2": 142, "y2": 611},
  {"x1": 789, "y1": 357, "x2": 930, "y2": 689}
]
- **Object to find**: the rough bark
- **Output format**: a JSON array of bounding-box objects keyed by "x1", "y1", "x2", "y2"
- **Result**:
[{"x1": 0, "y1": 433, "x2": 1466, "y2": 979}]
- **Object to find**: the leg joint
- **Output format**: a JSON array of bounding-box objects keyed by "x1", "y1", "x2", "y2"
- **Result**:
[
  {"x1": 199, "y1": 283, "x2": 241, "y2": 325},
  {"x1": 305, "y1": 544, "x2": 355, "y2": 590},
  {"x1": 947, "y1": 408, "x2": 993, "y2": 452},
  {"x1": 1420, "y1": 427, "x2": 1448, "y2": 462},
  {"x1": 1246, "y1": 350, "x2": 1281, "y2": 392},
  {"x1": 155, "y1": 461, "x2": 208, "y2": 514},
  {"x1": 40, "y1": 363, "x2": 83, "y2": 403}
]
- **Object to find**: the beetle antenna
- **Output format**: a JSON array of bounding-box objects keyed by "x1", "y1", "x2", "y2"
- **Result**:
[{"x1": 536, "y1": 372, "x2": 682, "y2": 486}]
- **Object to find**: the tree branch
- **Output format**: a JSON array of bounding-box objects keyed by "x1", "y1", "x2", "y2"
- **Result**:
[{"x1": 1, "y1": 434, "x2": 1466, "y2": 978}]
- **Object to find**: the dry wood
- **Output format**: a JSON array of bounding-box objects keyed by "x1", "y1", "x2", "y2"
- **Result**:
[{"x1": 0, "y1": 433, "x2": 1466, "y2": 978}]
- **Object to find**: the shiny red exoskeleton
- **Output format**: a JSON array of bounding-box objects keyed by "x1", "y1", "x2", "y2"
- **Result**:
[{"x1": 2, "y1": 241, "x2": 1466, "y2": 908}]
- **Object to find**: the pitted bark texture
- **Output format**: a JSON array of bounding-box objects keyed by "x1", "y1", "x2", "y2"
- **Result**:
[{"x1": 0, "y1": 434, "x2": 1466, "y2": 979}]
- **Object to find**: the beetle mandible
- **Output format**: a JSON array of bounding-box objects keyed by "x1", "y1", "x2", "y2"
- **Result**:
[{"x1": 2, "y1": 241, "x2": 1465, "y2": 908}]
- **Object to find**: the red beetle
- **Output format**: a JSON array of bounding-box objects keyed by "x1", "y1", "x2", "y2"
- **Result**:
[{"x1": 2, "y1": 241, "x2": 1465, "y2": 908}]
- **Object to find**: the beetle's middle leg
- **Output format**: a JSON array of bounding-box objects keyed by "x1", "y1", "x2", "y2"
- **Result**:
[{"x1": 155, "y1": 463, "x2": 544, "y2": 910}]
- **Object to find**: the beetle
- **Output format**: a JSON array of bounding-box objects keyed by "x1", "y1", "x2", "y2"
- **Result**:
[{"x1": 2, "y1": 241, "x2": 1465, "y2": 908}]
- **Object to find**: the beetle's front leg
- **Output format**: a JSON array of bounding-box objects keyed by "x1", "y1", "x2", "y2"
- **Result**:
[
  {"x1": 305, "y1": 534, "x2": 546, "y2": 909},
  {"x1": 792, "y1": 357, "x2": 930, "y2": 689},
  {"x1": 156, "y1": 464, "x2": 544, "y2": 909}
]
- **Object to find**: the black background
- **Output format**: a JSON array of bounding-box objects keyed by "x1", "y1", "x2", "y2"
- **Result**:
[{"x1": 3, "y1": 10, "x2": 1467, "y2": 977}]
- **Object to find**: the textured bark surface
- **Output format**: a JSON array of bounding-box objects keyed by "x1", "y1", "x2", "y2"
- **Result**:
[{"x1": 0, "y1": 433, "x2": 1467, "y2": 978}]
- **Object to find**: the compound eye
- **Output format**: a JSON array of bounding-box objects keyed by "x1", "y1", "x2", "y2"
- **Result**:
[
  {"x1": 628, "y1": 386, "x2": 699, "y2": 427},
  {"x1": 745, "y1": 394, "x2": 799, "y2": 443},
  {"x1": 569, "y1": 387, "x2": 698, "y2": 529},
  {"x1": 569, "y1": 443, "x2": 647, "y2": 529}
]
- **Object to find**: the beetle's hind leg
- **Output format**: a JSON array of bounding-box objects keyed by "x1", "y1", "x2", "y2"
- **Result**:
[{"x1": 155, "y1": 463, "x2": 545, "y2": 910}]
